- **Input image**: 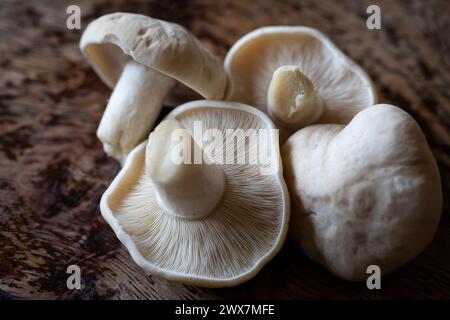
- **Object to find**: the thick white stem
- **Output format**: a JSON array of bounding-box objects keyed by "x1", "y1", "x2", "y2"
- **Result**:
[
  {"x1": 267, "y1": 65, "x2": 324, "y2": 129},
  {"x1": 97, "y1": 60, "x2": 176, "y2": 164},
  {"x1": 145, "y1": 120, "x2": 225, "y2": 219}
]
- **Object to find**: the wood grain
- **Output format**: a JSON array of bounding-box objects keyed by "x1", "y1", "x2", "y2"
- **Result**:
[{"x1": 0, "y1": 0, "x2": 449, "y2": 299}]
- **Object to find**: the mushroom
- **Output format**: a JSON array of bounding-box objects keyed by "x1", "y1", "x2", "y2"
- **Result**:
[
  {"x1": 281, "y1": 104, "x2": 442, "y2": 281},
  {"x1": 100, "y1": 100, "x2": 290, "y2": 287},
  {"x1": 80, "y1": 13, "x2": 227, "y2": 163},
  {"x1": 224, "y1": 26, "x2": 377, "y2": 139}
]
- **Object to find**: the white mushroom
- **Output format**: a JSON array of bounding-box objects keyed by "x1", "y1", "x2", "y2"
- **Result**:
[
  {"x1": 281, "y1": 104, "x2": 442, "y2": 281},
  {"x1": 80, "y1": 13, "x2": 226, "y2": 163},
  {"x1": 100, "y1": 100, "x2": 290, "y2": 287},
  {"x1": 224, "y1": 26, "x2": 377, "y2": 138}
]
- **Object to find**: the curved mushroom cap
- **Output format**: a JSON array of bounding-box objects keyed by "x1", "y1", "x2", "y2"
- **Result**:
[
  {"x1": 224, "y1": 26, "x2": 377, "y2": 126},
  {"x1": 80, "y1": 12, "x2": 226, "y2": 100},
  {"x1": 282, "y1": 104, "x2": 442, "y2": 281},
  {"x1": 100, "y1": 100, "x2": 290, "y2": 287}
]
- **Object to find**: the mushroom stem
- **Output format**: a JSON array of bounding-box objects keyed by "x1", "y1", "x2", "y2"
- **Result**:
[
  {"x1": 97, "y1": 60, "x2": 176, "y2": 164},
  {"x1": 267, "y1": 65, "x2": 324, "y2": 129},
  {"x1": 145, "y1": 120, "x2": 226, "y2": 220}
]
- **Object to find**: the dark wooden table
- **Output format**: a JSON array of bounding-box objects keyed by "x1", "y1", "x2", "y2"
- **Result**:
[{"x1": 1, "y1": 0, "x2": 449, "y2": 299}]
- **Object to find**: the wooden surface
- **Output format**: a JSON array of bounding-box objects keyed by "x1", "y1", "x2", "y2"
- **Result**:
[{"x1": 0, "y1": 0, "x2": 449, "y2": 299}]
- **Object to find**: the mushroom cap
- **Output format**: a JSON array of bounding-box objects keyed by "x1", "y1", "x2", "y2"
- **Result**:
[
  {"x1": 224, "y1": 26, "x2": 377, "y2": 124},
  {"x1": 100, "y1": 100, "x2": 290, "y2": 287},
  {"x1": 282, "y1": 104, "x2": 442, "y2": 281},
  {"x1": 80, "y1": 12, "x2": 226, "y2": 100}
]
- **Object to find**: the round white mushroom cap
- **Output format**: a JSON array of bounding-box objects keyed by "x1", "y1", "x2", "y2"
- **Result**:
[
  {"x1": 100, "y1": 100, "x2": 290, "y2": 287},
  {"x1": 282, "y1": 104, "x2": 442, "y2": 281},
  {"x1": 80, "y1": 12, "x2": 226, "y2": 98},
  {"x1": 80, "y1": 13, "x2": 227, "y2": 163},
  {"x1": 224, "y1": 26, "x2": 377, "y2": 136}
]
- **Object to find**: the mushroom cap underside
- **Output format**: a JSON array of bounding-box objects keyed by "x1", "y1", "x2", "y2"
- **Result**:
[
  {"x1": 224, "y1": 26, "x2": 377, "y2": 124},
  {"x1": 100, "y1": 101, "x2": 290, "y2": 287}
]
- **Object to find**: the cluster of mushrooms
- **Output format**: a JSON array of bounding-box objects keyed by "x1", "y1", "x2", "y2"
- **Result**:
[{"x1": 80, "y1": 13, "x2": 442, "y2": 287}]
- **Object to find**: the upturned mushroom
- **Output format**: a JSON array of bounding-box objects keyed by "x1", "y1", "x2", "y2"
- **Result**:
[
  {"x1": 100, "y1": 100, "x2": 290, "y2": 287},
  {"x1": 80, "y1": 13, "x2": 226, "y2": 163},
  {"x1": 224, "y1": 26, "x2": 377, "y2": 137},
  {"x1": 282, "y1": 104, "x2": 442, "y2": 281}
]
